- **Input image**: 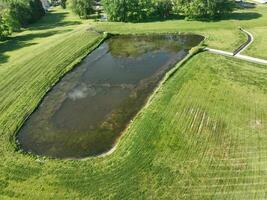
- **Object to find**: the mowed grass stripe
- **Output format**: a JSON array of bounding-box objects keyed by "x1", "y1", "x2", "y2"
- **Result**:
[
  {"x1": 34, "y1": 53, "x2": 267, "y2": 199},
  {"x1": 0, "y1": 30, "x2": 97, "y2": 91},
  {"x1": 45, "y1": 52, "x2": 266, "y2": 199}
]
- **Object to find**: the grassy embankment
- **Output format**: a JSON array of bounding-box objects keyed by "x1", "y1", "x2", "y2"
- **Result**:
[{"x1": 0, "y1": 4, "x2": 266, "y2": 199}]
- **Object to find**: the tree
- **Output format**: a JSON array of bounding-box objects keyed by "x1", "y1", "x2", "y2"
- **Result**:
[
  {"x1": 0, "y1": 1, "x2": 18, "y2": 39},
  {"x1": 152, "y1": 0, "x2": 173, "y2": 19},
  {"x1": 69, "y1": 0, "x2": 94, "y2": 19},
  {"x1": 0, "y1": 0, "x2": 45, "y2": 40},
  {"x1": 28, "y1": 0, "x2": 46, "y2": 23},
  {"x1": 102, "y1": 0, "x2": 152, "y2": 22},
  {"x1": 173, "y1": 0, "x2": 235, "y2": 20},
  {"x1": 8, "y1": 0, "x2": 45, "y2": 26},
  {"x1": 61, "y1": 0, "x2": 67, "y2": 9},
  {"x1": 0, "y1": 9, "x2": 12, "y2": 40}
]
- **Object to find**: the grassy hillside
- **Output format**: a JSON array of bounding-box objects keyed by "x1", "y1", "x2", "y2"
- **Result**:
[
  {"x1": 0, "y1": 4, "x2": 266, "y2": 200},
  {"x1": 1, "y1": 52, "x2": 266, "y2": 199}
]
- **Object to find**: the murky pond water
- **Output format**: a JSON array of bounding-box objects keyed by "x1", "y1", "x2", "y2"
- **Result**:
[{"x1": 17, "y1": 34, "x2": 203, "y2": 159}]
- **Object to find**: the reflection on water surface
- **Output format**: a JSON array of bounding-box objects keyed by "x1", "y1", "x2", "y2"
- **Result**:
[{"x1": 17, "y1": 34, "x2": 203, "y2": 158}]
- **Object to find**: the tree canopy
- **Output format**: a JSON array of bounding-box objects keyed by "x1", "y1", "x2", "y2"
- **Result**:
[
  {"x1": 102, "y1": 0, "x2": 152, "y2": 22},
  {"x1": 0, "y1": 0, "x2": 45, "y2": 40},
  {"x1": 68, "y1": 0, "x2": 94, "y2": 19},
  {"x1": 102, "y1": 0, "x2": 235, "y2": 22},
  {"x1": 173, "y1": 0, "x2": 235, "y2": 20}
]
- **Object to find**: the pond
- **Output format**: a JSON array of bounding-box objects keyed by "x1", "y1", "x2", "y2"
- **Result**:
[{"x1": 17, "y1": 34, "x2": 203, "y2": 159}]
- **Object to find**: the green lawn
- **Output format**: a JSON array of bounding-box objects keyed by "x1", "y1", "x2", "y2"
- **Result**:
[
  {"x1": 245, "y1": 26, "x2": 267, "y2": 59},
  {"x1": 0, "y1": 4, "x2": 267, "y2": 200}
]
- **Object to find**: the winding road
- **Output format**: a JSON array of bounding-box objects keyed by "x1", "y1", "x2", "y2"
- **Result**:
[{"x1": 205, "y1": 28, "x2": 267, "y2": 65}]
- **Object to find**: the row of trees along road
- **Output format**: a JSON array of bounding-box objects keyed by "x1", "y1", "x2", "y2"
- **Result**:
[{"x1": 0, "y1": 0, "x2": 45, "y2": 40}]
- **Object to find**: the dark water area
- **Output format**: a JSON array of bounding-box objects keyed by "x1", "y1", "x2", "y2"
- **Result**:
[{"x1": 17, "y1": 34, "x2": 203, "y2": 159}]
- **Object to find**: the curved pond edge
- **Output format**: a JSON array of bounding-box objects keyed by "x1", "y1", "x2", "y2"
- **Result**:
[
  {"x1": 13, "y1": 32, "x2": 205, "y2": 161},
  {"x1": 12, "y1": 32, "x2": 109, "y2": 157}
]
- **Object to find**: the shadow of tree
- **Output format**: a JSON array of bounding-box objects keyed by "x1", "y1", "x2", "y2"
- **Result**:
[
  {"x1": 0, "y1": 8, "x2": 82, "y2": 65},
  {"x1": 235, "y1": 2, "x2": 256, "y2": 9},
  {"x1": 221, "y1": 12, "x2": 262, "y2": 21},
  {"x1": 121, "y1": 14, "x2": 183, "y2": 23},
  {"x1": 0, "y1": 29, "x2": 71, "y2": 65},
  {"x1": 144, "y1": 14, "x2": 184, "y2": 23},
  {"x1": 28, "y1": 10, "x2": 82, "y2": 31},
  {"x1": 185, "y1": 12, "x2": 262, "y2": 22}
]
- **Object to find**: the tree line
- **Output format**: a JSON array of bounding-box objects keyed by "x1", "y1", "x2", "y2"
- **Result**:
[
  {"x1": 103, "y1": 0, "x2": 235, "y2": 22},
  {"x1": 69, "y1": 0, "x2": 235, "y2": 22},
  {"x1": 0, "y1": 0, "x2": 45, "y2": 40},
  {"x1": 1, "y1": 0, "x2": 235, "y2": 40}
]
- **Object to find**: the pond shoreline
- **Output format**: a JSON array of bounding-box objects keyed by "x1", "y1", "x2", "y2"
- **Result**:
[{"x1": 15, "y1": 33, "x2": 204, "y2": 160}]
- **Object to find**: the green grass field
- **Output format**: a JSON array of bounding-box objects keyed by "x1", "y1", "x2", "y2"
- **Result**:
[{"x1": 0, "y1": 4, "x2": 267, "y2": 199}]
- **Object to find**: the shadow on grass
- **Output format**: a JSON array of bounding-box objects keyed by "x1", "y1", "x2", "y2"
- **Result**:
[
  {"x1": 185, "y1": 11, "x2": 262, "y2": 22},
  {"x1": 0, "y1": 8, "x2": 80, "y2": 65},
  {"x1": 142, "y1": 14, "x2": 184, "y2": 23},
  {"x1": 0, "y1": 29, "x2": 71, "y2": 65},
  {"x1": 235, "y1": 2, "x2": 256, "y2": 9},
  {"x1": 112, "y1": 14, "x2": 183, "y2": 24},
  {"x1": 28, "y1": 10, "x2": 82, "y2": 31},
  {"x1": 222, "y1": 12, "x2": 262, "y2": 21}
]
